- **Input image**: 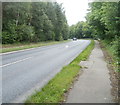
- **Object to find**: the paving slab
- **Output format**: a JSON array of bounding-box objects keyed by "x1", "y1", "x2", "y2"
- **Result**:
[{"x1": 66, "y1": 41, "x2": 113, "y2": 103}]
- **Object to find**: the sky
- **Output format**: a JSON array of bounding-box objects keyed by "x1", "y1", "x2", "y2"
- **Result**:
[{"x1": 56, "y1": 0, "x2": 89, "y2": 26}]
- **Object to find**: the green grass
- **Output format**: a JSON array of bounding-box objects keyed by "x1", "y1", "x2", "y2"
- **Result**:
[
  {"x1": 1, "y1": 40, "x2": 70, "y2": 53},
  {"x1": 25, "y1": 40, "x2": 95, "y2": 103},
  {"x1": 100, "y1": 40, "x2": 119, "y2": 72}
]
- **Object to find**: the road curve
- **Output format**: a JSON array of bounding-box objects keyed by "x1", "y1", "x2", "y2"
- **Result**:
[{"x1": 2, "y1": 40, "x2": 90, "y2": 103}]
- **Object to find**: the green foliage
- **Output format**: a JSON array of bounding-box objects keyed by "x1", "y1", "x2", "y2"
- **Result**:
[
  {"x1": 2, "y1": 2, "x2": 69, "y2": 44},
  {"x1": 2, "y1": 32, "x2": 16, "y2": 44},
  {"x1": 16, "y1": 24, "x2": 35, "y2": 42},
  {"x1": 86, "y1": 2, "x2": 120, "y2": 72},
  {"x1": 101, "y1": 37, "x2": 119, "y2": 72},
  {"x1": 25, "y1": 40, "x2": 94, "y2": 103},
  {"x1": 87, "y1": 2, "x2": 120, "y2": 40},
  {"x1": 86, "y1": 2, "x2": 106, "y2": 39},
  {"x1": 69, "y1": 21, "x2": 93, "y2": 39}
]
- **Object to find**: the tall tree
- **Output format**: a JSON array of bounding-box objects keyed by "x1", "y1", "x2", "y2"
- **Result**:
[{"x1": 2, "y1": 2, "x2": 69, "y2": 43}]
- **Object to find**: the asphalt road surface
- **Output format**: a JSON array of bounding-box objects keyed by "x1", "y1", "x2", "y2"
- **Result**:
[{"x1": 1, "y1": 40, "x2": 90, "y2": 103}]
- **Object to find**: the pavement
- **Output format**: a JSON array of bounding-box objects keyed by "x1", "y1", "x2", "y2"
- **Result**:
[
  {"x1": 1, "y1": 40, "x2": 90, "y2": 103},
  {"x1": 66, "y1": 41, "x2": 113, "y2": 103}
]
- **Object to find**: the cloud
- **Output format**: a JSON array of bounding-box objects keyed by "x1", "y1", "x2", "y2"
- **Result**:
[{"x1": 56, "y1": 0, "x2": 89, "y2": 26}]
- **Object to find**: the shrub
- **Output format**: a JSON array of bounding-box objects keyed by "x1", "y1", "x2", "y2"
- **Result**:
[
  {"x1": 2, "y1": 32, "x2": 16, "y2": 44},
  {"x1": 16, "y1": 24, "x2": 35, "y2": 42}
]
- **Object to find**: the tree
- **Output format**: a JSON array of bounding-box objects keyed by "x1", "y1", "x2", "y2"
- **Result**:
[
  {"x1": 86, "y1": 2, "x2": 120, "y2": 69},
  {"x1": 2, "y1": 2, "x2": 69, "y2": 44},
  {"x1": 69, "y1": 21, "x2": 92, "y2": 39}
]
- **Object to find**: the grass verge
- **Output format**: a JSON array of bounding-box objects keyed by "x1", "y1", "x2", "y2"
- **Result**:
[
  {"x1": 99, "y1": 40, "x2": 119, "y2": 72},
  {"x1": 99, "y1": 40, "x2": 119, "y2": 102},
  {"x1": 1, "y1": 40, "x2": 70, "y2": 53},
  {"x1": 25, "y1": 40, "x2": 95, "y2": 103}
]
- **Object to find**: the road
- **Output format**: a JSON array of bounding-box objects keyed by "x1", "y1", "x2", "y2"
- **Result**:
[{"x1": 1, "y1": 40, "x2": 90, "y2": 103}]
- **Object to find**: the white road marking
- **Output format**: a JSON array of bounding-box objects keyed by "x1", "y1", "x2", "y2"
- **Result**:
[
  {"x1": 0, "y1": 47, "x2": 37, "y2": 56},
  {"x1": 0, "y1": 57, "x2": 32, "y2": 68},
  {"x1": 104, "y1": 97, "x2": 107, "y2": 100},
  {"x1": 65, "y1": 45, "x2": 69, "y2": 48}
]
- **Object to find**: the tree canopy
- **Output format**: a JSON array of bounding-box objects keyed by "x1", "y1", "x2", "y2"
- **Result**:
[
  {"x1": 2, "y1": 2, "x2": 69, "y2": 44},
  {"x1": 86, "y1": 2, "x2": 120, "y2": 69},
  {"x1": 86, "y1": 2, "x2": 120, "y2": 40},
  {"x1": 69, "y1": 21, "x2": 93, "y2": 39},
  {"x1": 69, "y1": 2, "x2": 119, "y2": 67}
]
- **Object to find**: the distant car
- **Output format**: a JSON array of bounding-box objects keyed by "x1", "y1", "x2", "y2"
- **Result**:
[{"x1": 73, "y1": 37, "x2": 77, "y2": 41}]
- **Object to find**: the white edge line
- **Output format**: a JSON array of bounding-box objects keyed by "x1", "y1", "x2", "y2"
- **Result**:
[
  {"x1": 0, "y1": 41, "x2": 71, "y2": 56},
  {"x1": 0, "y1": 57, "x2": 32, "y2": 68},
  {"x1": 0, "y1": 47, "x2": 39, "y2": 56}
]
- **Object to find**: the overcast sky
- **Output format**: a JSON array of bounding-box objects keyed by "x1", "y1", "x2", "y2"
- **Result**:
[{"x1": 56, "y1": 0, "x2": 89, "y2": 26}]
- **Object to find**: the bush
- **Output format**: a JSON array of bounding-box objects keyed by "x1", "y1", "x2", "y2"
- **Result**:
[
  {"x1": 102, "y1": 36, "x2": 120, "y2": 71},
  {"x1": 2, "y1": 23, "x2": 35, "y2": 44},
  {"x1": 2, "y1": 32, "x2": 16, "y2": 44},
  {"x1": 16, "y1": 24, "x2": 35, "y2": 42}
]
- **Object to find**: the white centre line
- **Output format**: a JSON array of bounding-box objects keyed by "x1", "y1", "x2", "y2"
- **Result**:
[{"x1": 0, "y1": 57, "x2": 32, "y2": 68}]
